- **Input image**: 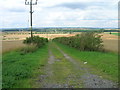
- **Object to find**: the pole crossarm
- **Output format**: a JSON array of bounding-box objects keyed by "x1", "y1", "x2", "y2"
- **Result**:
[{"x1": 25, "y1": 0, "x2": 38, "y2": 5}]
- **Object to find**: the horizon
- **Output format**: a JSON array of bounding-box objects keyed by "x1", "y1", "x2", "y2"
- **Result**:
[{"x1": 0, "y1": 27, "x2": 118, "y2": 30}]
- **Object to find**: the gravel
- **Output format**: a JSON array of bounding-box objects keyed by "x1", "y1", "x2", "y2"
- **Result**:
[{"x1": 81, "y1": 73, "x2": 118, "y2": 88}]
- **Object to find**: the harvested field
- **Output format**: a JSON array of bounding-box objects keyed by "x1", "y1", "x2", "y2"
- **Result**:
[
  {"x1": 103, "y1": 39, "x2": 119, "y2": 53},
  {"x1": 2, "y1": 40, "x2": 25, "y2": 53},
  {"x1": 100, "y1": 33, "x2": 118, "y2": 40},
  {"x1": 100, "y1": 33, "x2": 119, "y2": 53},
  {"x1": 2, "y1": 32, "x2": 119, "y2": 53},
  {"x1": 2, "y1": 33, "x2": 76, "y2": 40}
]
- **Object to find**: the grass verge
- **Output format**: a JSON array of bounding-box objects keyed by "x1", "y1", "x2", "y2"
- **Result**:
[
  {"x1": 2, "y1": 44, "x2": 49, "y2": 88},
  {"x1": 54, "y1": 42, "x2": 118, "y2": 82}
]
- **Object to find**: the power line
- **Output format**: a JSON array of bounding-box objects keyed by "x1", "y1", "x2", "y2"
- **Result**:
[{"x1": 25, "y1": 0, "x2": 38, "y2": 40}]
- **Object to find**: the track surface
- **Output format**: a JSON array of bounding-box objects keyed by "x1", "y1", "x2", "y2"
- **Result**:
[{"x1": 36, "y1": 42, "x2": 118, "y2": 88}]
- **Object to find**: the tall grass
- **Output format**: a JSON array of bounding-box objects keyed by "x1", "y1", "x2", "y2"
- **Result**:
[{"x1": 20, "y1": 44, "x2": 38, "y2": 55}]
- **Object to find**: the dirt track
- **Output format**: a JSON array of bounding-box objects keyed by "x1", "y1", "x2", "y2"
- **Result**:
[{"x1": 36, "y1": 42, "x2": 118, "y2": 88}]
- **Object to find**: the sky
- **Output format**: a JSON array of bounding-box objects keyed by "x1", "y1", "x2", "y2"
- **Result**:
[{"x1": 0, "y1": 0, "x2": 119, "y2": 29}]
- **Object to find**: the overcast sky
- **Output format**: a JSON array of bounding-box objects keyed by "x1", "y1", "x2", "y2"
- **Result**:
[{"x1": 0, "y1": 0, "x2": 119, "y2": 28}]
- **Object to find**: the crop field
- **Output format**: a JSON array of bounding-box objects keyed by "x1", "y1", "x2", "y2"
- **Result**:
[
  {"x1": 2, "y1": 40, "x2": 26, "y2": 54},
  {"x1": 2, "y1": 32, "x2": 76, "y2": 40},
  {"x1": 101, "y1": 33, "x2": 119, "y2": 53},
  {"x1": 2, "y1": 32, "x2": 119, "y2": 53},
  {"x1": 104, "y1": 32, "x2": 120, "y2": 36},
  {"x1": 2, "y1": 32, "x2": 119, "y2": 88}
]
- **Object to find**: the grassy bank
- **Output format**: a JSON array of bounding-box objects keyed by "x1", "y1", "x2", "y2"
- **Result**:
[
  {"x1": 2, "y1": 45, "x2": 49, "y2": 88},
  {"x1": 54, "y1": 42, "x2": 118, "y2": 82}
]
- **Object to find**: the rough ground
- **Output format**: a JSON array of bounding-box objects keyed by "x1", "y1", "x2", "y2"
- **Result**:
[{"x1": 36, "y1": 42, "x2": 118, "y2": 88}]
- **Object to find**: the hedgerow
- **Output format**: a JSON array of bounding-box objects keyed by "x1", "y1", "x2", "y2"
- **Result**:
[
  {"x1": 23, "y1": 36, "x2": 48, "y2": 48},
  {"x1": 53, "y1": 32, "x2": 103, "y2": 51}
]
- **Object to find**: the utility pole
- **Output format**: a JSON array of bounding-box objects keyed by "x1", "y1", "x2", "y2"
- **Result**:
[{"x1": 25, "y1": 0, "x2": 38, "y2": 40}]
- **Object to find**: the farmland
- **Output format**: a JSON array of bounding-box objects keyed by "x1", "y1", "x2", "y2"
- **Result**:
[
  {"x1": 2, "y1": 40, "x2": 26, "y2": 54},
  {"x1": 2, "y1": 31, "x2": 119, "y2": 53},
  {"x1": 1, "y1": 0, "x2": 120, "y2": 88},
  {"x1": 1, "y1": 30, "x2": 119, "y2": 88}
]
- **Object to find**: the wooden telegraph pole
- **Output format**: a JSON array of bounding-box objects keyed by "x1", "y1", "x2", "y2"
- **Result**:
[{"x1": 25, "y1": 0, "x2": 38, "y2": 40}]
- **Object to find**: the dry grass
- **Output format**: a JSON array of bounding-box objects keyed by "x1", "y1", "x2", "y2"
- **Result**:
[{"x1": 2, "y1": 40, "x2": 26, "y2": 54}]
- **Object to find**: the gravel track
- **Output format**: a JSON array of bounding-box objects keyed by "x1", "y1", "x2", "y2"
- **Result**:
[
  {"x1": 37, "y1": 43, "x2": 118, "y2": 88},
  {"x1": 55, "y1": 44, "x2": 118, "y2": 88}
]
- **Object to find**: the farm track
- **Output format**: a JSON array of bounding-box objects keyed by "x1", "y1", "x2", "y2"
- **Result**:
[{"x1": 35, "y1": 42, "x2": 118, "y2": 88}]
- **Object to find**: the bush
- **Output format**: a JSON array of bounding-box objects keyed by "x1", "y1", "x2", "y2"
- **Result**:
[
  {"x1": 23, "y1": 36, "x2": 48, "y2": 48},
  {"x1": 78, "y1": 32, "x2": 103, "y2": 51},
  {"x1": 53, "y1": 32, "x2": 103, "y2": 51}
]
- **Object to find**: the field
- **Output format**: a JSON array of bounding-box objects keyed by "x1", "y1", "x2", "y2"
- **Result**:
[
  {"x1": 2, "y1": 32, "x2": 119, "y2": 53},
  {"x1": 104, "y1": 32, "x2": 120, "y2": 36},
  {"x1": 2, "y1": 31, "x2": 119, "y2": 88},
  {"x1": 111, "y1": 33, "x2": 120, "y2": 36},
  {"x1": 2, "y1": 40, "x2": 26, "y2": 54},
  {"x1": 2, "y1": 32, "x2": 76, "y2": 40},
  {"x1": 101, "y1": 33, "x2": 119, "y2": 53}
]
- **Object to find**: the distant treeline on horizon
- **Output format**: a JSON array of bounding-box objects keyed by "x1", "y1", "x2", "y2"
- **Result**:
[{"x1": 1, "y1": 28, "x2": 119, "y2": 33}]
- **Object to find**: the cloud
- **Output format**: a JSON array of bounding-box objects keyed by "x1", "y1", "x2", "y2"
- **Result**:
[
  {"x1": 0, "y1": 0, "x2": 119, "y2": 28},
  {"x1": 7, "y1": 8, "x2": 26, "y2": 13},
  {"x1": 47, "y1": 2, "x2": 113, "y2": 10},
  {"x1": 53, "y1": 2, "x2": 87, "y2": 10}
]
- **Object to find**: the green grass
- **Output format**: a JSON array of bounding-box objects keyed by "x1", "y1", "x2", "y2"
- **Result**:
[
  {"x1": 49, "y1": 42, "x2": 64, "y2": 60},
  {"x1": 111, "y1": 32, "x2": 120, "y2": 36},
  {"x1": 105, "y1": 32, "x2": 120, "y2": 36},
  {"x1": 55, "y1": 42, "x2": 118, "y2": 82},
  {"x1": 2, "y1": 45, "x2": 49, "y2": 88}
]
